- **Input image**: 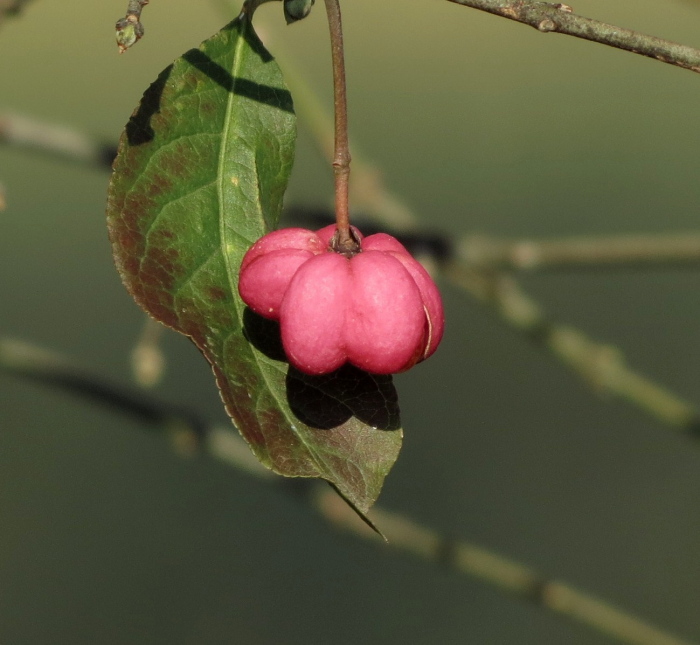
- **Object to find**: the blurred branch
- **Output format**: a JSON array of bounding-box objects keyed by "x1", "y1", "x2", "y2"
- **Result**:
[
  {"x1": 444, "y1": 266, "x2": 700, "y2": 434},
  {"x1": 447, "y1": 0, "x2": 700, "y2": 74},
  {"x1": 0, "y1": 113, "x2": 116, "y2": 170},
  {"x1": 0, "y1": 0, "x2": 33, "y2": 28},
  {"x1": 287, "y1": 209, "x2": 700, "y2": 275},
  {"x1": 458, "y1": 232, "x2": 700, "y2": 272},
  {"x1": 0, "y1": 337, "x2": 207, "y2": 447},
  {"x1": 0, "y1": 335, "x2": 693, "y2": 645},
  {"x1": 116, "y1": 0, "x2": 149, "y2": 53},
  {"x1": 130, "y1": 316, "x2": 166, "y2": 388}
]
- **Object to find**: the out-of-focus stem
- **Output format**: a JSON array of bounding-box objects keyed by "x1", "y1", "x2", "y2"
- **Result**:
[
  {"x1": 0, "y1": 0, "x2": 34, "y2": 28},
  {"x1": 458, "y1": 232, "x2": 700, "y2": 272},
  {"x1": 131, "y1": 316, "x2": 166, "y2": 388},
  {"x1": 0, "y1": 112, "x2": 115, "y2": 169}
]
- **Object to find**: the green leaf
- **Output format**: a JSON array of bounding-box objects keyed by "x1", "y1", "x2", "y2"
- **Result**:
[{"x1": 106, "y1": 14, "x2": 403, "y2": 515}]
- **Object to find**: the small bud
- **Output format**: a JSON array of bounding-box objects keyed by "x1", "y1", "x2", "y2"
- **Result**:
[
  {"x1": 116, "y1": 16, "x2": 144, "y2": 53},
  {"x1": 283, "y1": 0, "x2": 315, "y2": 24}
]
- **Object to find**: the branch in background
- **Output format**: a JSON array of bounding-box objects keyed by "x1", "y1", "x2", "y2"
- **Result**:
[
  {"x1": 446, "y1": 0, "x2": 700, "y2": 74},
  {"x1": 5, "y1": 106, "x2": 700, "y2": 276},
  {"x1": 116, "y1": 0, "x2": 149, "y2": 53},
  {"x1": 130, "y1": 316, "x2": 166, "y2": 388},
  {"x1": 457, "y1": 232, "x2": 700, "y2": 272},
  {"x1": 0, "y1": 338, "x2": 208, "y2": 445},
  {"x1": 286, "y1": 209, "x2": 700, "y2": 274},
  {"x1": 0, "y1": 336, "x2": 692, "y2": 645},
  {"x1": 0, "y1": 0, "x2": 33, "y2": 28},
  {"x1": 0, "y1": 113, "x2": 116, "y2": 170},
  {"x1": 444, "y1": 265, "x2": 700, "y2": 436}
]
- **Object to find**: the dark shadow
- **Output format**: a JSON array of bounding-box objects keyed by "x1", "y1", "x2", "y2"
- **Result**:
[
  {"x1": 242, "y1": 308, "x2": 286, "y2": 362},
  {"x1": 224, "y1": 15, "x2": 274, "y2": 63},
  {"x1": 286, "y1": 365, "x2": 401, "y2": 431},
  {"x1": 242, "y1": 307, "x2": 401, "y2": 431},
  {"x1": 125, "y1": 64, "x2": 174, "y2": 146},
  {"x1": 181, "y1": 49, "x2": 294, "y2": 114}
]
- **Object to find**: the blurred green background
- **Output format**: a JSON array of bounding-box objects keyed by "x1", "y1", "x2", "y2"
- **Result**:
[{"x1": 1, "y1": 0, "x2": 700, "y2": 643}]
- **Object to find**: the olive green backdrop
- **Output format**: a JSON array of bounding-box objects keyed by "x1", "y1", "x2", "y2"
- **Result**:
[{"x1": 1, "y1": 1, "x2": 700, "y2": 643}]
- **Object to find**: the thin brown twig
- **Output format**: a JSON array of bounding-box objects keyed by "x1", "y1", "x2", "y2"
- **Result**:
[
  {"x1": 322, "y1": 0, "x2": 355, "y2": 253},
  {"x1": 446, "y1": 0, "x2": 700, "y2": 74},
  {"x1": 0, "y1": 335, "x2": 693, "y2": 645}
]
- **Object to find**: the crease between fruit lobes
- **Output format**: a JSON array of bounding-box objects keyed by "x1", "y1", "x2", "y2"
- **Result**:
[{"x1": 239, "y1": 225, "x2": 445, "y2": 375}]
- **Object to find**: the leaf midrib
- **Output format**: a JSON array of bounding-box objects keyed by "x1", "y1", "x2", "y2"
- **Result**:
[{"x1": 214, "y1": 20, "x2": 332, "y2": 480}]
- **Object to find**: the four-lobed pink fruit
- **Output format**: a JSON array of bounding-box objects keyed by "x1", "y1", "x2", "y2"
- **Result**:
[{"x1": 238, "y1": 225, "x2": 444, "y2": 375}]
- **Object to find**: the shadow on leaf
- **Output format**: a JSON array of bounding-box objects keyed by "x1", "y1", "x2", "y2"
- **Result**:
[
  {"x1": 243, "y1": 308, "x2": 401, "y2": 431},
  {"x1": 242, "y1": 308, "x2": 286, "y2": 362},
  {"x1": 124, "y1": 16, "x2": 292, "y2": 148},
  {"x1": 125, "y1": 64, "x2": 174, "y2": 146},
  {"x1": 182, "y1": 49, "x2": 294, "y2": 114},
  {"x1": 287, "y1": 365, "x2": 401, "y2": 431}
]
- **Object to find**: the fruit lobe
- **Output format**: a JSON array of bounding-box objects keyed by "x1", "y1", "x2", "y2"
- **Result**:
[{"x1": 238, "y1": 226, "x2": 444, "y2": 375}]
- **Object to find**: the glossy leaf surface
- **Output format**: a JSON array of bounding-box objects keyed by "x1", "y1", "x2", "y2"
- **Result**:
[{"x1": 106, "y1": 14, "x2": 402, "y2": 514}]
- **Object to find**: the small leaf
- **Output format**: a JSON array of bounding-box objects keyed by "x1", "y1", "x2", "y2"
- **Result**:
[{"x1": 106, "y1": 14, "x2": 402, "y2": 515}]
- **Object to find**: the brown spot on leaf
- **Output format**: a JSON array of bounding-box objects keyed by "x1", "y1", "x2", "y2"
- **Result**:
[
  {"x1": 200, "y1": 100, "x2": 217, "y2": 116},
  {"x1": 208, "y1": 286, "x2": 227, "y2": 301},
  {"x1": 144, "y1": 175, "x2": 175, "y2": 200},
  {"x1": 140, "y1": 245, "x2": 181, "y2": 294}
]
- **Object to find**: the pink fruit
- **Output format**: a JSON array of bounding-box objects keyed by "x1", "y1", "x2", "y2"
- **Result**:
[{"x1": 238, "y1": 226, "x2": 444, "y2": 375}]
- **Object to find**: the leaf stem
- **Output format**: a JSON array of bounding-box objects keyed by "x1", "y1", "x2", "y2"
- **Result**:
[{"x1": 322, "y1": 0, "x2": 355, "y2": 253}]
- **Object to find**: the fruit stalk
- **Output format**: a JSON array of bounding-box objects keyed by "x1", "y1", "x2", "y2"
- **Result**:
[{"x1": 323, "y1": 0, "x2": 355, "y2": 253}]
